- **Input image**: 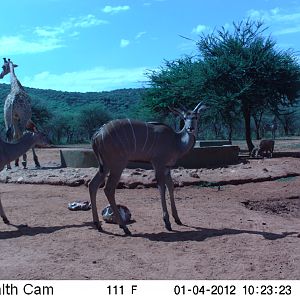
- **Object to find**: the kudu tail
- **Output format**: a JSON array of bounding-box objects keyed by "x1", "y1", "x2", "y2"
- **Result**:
[{"x1": 91, "y1": 134, "x2": 105, "y2": 173}]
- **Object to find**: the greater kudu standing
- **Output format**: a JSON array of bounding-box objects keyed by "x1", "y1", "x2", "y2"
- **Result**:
[
  {"x1": 0, "y1": 132, "x2": 49, "y2": 224},
  {"x1": 89, "y1": 102, "x2": 206, "y2": 235}
]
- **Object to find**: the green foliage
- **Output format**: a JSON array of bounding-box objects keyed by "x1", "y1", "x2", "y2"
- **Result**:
[
  {"x1": 144, "y1": 57, "x2": 204, "y2": 113},
  {"x1": 0, "y1": 20, "x2": 300, "y2": 146},
  {"x1": 77, "y1": 103, "x2": 111, "y2": 139},
  {"x1": 198, "y1": 19, "x2": 300, "y2": 150},
  {"x1": 143, "y1": 19, "x2": 300, "y2": 148},
  {"x1": 0, "y1": 83, "x2": 143, "y2": 144},
  {"x1": 31, "y1": 100, "x2": 53, "y2": 128}
]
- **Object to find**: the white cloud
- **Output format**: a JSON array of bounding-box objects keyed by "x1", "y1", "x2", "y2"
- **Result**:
[
  {"x1": 0, "y1": 35, "x2": 62, "y2": 55},
  {"x1": 22, "y1": 66, "x2": 148, "y2": 92},
  {"x1": 274, "y1": 25, "x2": 300, "y2": 35},
  {"x1": 69, "y1": 31, "x2": 80, "y2": 38},
  {"x1": 135, "y1": 31, "x2": 146, "y2": 39},
  {"x1": 0, "y1": 15, "x2": 108, "y2": 55},
  {"x1": 120, "y1": 39, "x2": 130, "y2": 48},
  {"x1": 192, "y1": 24, "x2": 209, "y2": 34},
  {"x1": 247, "y1": 7, "x2": 300, "y2": 36},
  {"x1": 102, "y1": 5, "x2": 130, "y2": 14},
  {"x1": 223, "y1": 22, "x2": 231, "y2": 31},
  {"x1": 72, "y1": 14, "x2": 108, "y2": 28},
  {"x1": 35, "y1": 15, "x2": 108, "y2": 38},
  {"x1": 247, "y1": 8, "x2": 300, "y2": 23}
]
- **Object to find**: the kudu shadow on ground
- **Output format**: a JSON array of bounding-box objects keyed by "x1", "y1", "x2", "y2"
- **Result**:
[
  {"x1": 0, "y1": 222, "x2": 298, "y2": 242},
  {"x1": 0, "y1": 222, "x2": 93, "y2": 240},
  {"x1": 133, "y1": 225, "x2": 298, "y2": 242},
  {"x1": 37, "y1": 166, "x2": 62, "y2": 170}
]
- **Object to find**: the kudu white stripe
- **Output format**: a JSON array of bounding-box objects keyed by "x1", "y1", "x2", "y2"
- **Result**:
[
  {"x1": 127, "y1": 119, "x2": 137, "y2": 153},
  {"x1": 88, "y1": 101, "x2": 206, "y2": 235},
  {"x1": 141, "y1": 122, "x2": 149, "y2": 152}
]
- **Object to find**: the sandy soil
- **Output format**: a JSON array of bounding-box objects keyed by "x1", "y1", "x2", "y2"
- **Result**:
[{"x1": 0, "y1": 143, "x2": 299, "y2": 280}]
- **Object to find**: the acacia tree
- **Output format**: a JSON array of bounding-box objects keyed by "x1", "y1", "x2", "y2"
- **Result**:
[
  {"x1": 144, "y1": 57, "x2": 204, "y2": 115},
  {"x1": 78, "y1": 104, "x2": 111, "y2": 140},
  {"x1": 144, "y1": 55, "x2": 243, "y2": 140},
  {"x1": 144, "y1": 20, "x2": 300, "y2": 150},
  {"x1": 198, "y1": 20, "x2": 300, "y2": 151}
]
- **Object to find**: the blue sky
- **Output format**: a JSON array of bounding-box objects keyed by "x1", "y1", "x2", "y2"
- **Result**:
[{"x1": 0, "y1": 0, "x2": 300, "y2": 92}]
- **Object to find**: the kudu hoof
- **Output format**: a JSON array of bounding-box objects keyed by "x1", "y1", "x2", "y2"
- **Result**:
[
  {"x1": 120, "y1": 225, "x2": 132, "y2": 236},
  {"x1": 2, "y1": 217, "x2": 10, "y2": 224},
  {"x1": 165, "y1": 223, "x2": 172, "y2": 231},
  {"x1": 175, "y1": 219, "x2": 183, "y2": 225},
  {"x1": 94, "y1": 221, "x2": 103, "y2": 232},
  {"x1": 164, "y1": 218, "x2": 172, "y2": 231}
]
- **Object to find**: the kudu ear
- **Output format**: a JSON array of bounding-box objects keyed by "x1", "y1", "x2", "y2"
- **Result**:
[
  {"x1": 168, "y1": 106, "x2": 184, "y2": 118},
  {"x1": 193, "y1": 102, "x2": 206, "y2": 113}
]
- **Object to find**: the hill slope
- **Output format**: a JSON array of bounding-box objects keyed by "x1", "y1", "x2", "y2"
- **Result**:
[{"x1": 0, "y1": 83, "x2": 144, "y2": 120}]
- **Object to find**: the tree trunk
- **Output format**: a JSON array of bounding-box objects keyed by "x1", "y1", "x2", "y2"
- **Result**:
[
  {"x1": 283, "y1": 123, "x2": 289, "y2": 136},
  {"x1": 252, "y1": 111, "x2": 263, "y2": 140},
  {"x1": 243, "y1": 107, "x2": 254, "y2": 152},
  {"x1": 227, "y1": 123, "x2": 233, "y2": 143},
  {"x1": 253, "y1": 118, "x2": 261, "y2": 140}
]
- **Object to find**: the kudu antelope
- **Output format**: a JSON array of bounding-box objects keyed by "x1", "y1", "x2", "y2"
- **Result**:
[
  {"x1": 89, "y1": 102, "x2": 206, "y2": 235},
  {"x1": 0, "y1": 131, "x2": 49, "y2": 224},
  {"x1": 251, "y1": 139, "x2": 275, "y2": 158}
]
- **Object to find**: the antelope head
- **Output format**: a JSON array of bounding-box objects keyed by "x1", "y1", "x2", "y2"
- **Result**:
[{"x1": 169, "y1": 101, "x2": 206, "y2": 134}]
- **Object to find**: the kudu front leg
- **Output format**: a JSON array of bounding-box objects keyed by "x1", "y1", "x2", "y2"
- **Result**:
[
  {"x1": 154, "y1": 166, "x2": 172, "y2": 231},
  {"x1": 165, "y1": 168, "x2": 182, "y2": 225},
  {"x1": 22, "y1": 153, "x2": 27, "y2": 169},
  {"x1": 0, "y1": 198, "x2": 9, "y2": 224},
  {"x1": 13, "y1": 158, "x2": 19, "y2": 167},
  {"x1": 32, "y1": 148, "x2": 41, "y2": 168}
]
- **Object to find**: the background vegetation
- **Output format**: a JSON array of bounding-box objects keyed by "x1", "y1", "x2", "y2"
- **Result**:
[
  {"x1": 0, "y1": 85, "x2": 144, "y2": 144},
  {"x1": 0, "y1": 20, "x2": 300, "y2": 147}
]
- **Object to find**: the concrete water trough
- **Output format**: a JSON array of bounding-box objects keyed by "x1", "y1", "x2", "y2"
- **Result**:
[{"x1": 60, "y1": 141, "x2": 240, "y2": 169}]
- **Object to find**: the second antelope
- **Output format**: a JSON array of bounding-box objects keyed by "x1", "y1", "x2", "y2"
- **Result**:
[
  {"x1": 89, "y1": 102, "x2": 206, "y2": 235},
  {"x1": 0, "y1": 131, "x2": 49, "y2": 225}
]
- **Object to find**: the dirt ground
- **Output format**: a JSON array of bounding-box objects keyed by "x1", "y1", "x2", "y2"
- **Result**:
[{"x1": 0, "y1": 141, "x2": 299, "y2": 280}]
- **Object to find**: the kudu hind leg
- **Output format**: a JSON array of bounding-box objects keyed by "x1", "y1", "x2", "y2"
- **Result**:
[
  {"x1": 104, "y1": 166, "x2": 131, "y2": 235},
  {"x1": 165, "y1": 169, "x2": 182, "y2": 225},
  {"x1": 89, "y1": 169, "x2": 108, "y2": 230}
]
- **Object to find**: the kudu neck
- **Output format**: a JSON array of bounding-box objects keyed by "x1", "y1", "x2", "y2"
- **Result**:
[
  {"x1": 1, "y1": 133, "x2": 36, "y2": 163},
  {"x1": 178, "y1": 127, "x2": 197, "y2": 155},
  {"x1": 15, "y1": 133, "x2": 36, "y2": 153}
]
